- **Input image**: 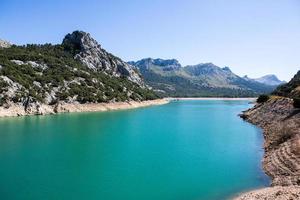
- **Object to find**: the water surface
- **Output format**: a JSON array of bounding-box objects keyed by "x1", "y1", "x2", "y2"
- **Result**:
[{"x1": 0, "y1": 100, "x2": 268, "y2": 200}]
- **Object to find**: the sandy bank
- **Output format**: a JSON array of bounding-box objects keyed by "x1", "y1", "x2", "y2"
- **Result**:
[
  {"x1": 0, "y1": 99, "x2": 169, "y2": 118},
  {"x1": 233, "y1": 186, "x2": 300, "y2": 200},
  {"x1": 168, "y1": 97, "x2": 256, "y2": 101}
]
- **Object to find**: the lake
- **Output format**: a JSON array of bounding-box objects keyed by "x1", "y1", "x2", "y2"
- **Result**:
[{"x1": 0, "y1": 100, "x2": 269, "y2": 200}]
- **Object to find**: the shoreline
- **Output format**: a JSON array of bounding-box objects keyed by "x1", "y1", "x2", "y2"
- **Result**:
[
  {"x1": 0, "y1": 99, "x2": 169, "y2": 118},
  {"x1": 168, "y1": 97, "x2": 257, "y2": 101},
  {"x1": 235, "y1": 97, "x2": 300, "y2": 199},
  {"x1": 233, "y1": 186, "x2": 300, "y2": 200}
]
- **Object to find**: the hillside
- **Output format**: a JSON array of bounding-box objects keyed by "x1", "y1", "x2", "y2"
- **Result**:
[
  {"x1": 272, "y1": 70, "x2": 300, "y2": 98},
  {"x1": 238, "y1": 71, "x2": 300, "y2": 199},
  {"x1": 0, "y1": 31, "x2": 157, "y2": 112},
  {"x1": 130, "y1": 58, "x2": 278, "y2": 97}
]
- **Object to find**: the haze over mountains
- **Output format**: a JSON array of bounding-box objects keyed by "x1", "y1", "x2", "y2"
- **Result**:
[{"x1": 129, "y1": 58, "x2": 284, "y2": 97}]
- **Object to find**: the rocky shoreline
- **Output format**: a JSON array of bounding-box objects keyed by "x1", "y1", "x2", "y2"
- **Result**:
[
  {"x1": 234, "y1": 186, "x2": 300, "y2": 200},
  {"x1": 0, "y1": 99, "x2": 169, "y2": 118},
  {"x1": 169, "y1": 97, "x2": 257, "y2": 101},
  {"x1": 235, "y1": 97, "x2": 300, "y2": 199}
]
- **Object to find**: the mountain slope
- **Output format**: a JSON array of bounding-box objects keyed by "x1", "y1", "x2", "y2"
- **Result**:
[
  {"x1": 272, "y1": 70, "x2": 300, "y2": 98},
  {"x1": 63, "y1": 31, "x2": 144, "y2": 86},
  {"x1": 0, "y1": 31, "x2": 157, "y2": 110},
  {"x1": 130, "y1": 58, "x2": 276, "y2": 97},
  {"x1": 239, "y1": 70, "x2": 300, "y2": 199}
]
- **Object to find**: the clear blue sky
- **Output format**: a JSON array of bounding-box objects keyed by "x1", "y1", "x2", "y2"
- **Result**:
[{"x1": 1, "y1": 0, "x2": 299, "y2": 81}]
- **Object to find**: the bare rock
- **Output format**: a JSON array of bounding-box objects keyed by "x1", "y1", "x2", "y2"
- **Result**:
[
  {"x1": 62, "y1": 31, "x2": 145, "y2": 87},
  {"x1": 242, "y1": 97, "x2": 300, "y2": 186},
  {"x1": 234, "y1": 186, "x2": 300, "y2": 200},
  {"x1": 0, "y1": 39, "x2": 11, "y2": 48}
]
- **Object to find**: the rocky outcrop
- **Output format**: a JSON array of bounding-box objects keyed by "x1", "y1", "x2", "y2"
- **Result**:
[
  {"x1": 0, "y1": 39, "x2": 11, "y2": 48},
  {"x1": 62, "y1": 31, "x2": 144, "y2": 86},
  {"x1": 241, "y1": 98, "x2": 300, "y2": 186}
]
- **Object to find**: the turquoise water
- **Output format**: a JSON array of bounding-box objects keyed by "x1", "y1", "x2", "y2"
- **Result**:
[{"x1": 0, "y1": 100, "x2": 268, "y2": 200}]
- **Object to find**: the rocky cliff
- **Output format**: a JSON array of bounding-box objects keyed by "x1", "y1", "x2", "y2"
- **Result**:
[{"x1": 63, "y1": 31, "x2": 144, "y2": 86}]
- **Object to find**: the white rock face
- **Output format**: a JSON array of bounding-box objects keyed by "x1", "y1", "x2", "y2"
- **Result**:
[
  {"x1": 11, "y1": 60, "x2": 25, "y2": 65},
  {"x1": 62, "y1": 31, "x2": 145, "y2": 87},
  {"x1": 0, "y1": 39, "x2": 11, "y2": 48},
  {"x1": 0, "y1": 76, "x2": 24, "y2": 98},
  {"x1": 10, "y1": 60, "x2": 48, "y2": 70}
]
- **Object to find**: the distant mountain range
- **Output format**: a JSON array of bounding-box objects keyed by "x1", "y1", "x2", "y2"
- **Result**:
[
  {"x1": 129, "y1": 58, "x2": 284, "y2": 97},
  {"x1": 246, "y1": 75, "x2": 285, "y2": 86}
]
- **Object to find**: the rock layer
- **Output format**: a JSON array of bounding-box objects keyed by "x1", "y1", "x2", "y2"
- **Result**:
[
  {"x1": 237, "y1": 97, "x2": 300, "y2": 199},
  {"x1": 241, "y1": 98, "x2": 300, "y2": 186}
]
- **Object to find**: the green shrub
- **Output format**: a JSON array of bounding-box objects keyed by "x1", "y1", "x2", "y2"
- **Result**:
[
  {"x1": 293, "y1": 98, "x2": 300, "y2": 108},
  {"x1": 257, "y1": 94, "x2": 270, "y2": 103},
  {"x1": 0, "y1": 44, "x2": 158, "y2": 104}
]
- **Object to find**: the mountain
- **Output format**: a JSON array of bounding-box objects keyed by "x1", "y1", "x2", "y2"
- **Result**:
[
  {"x1": 253, "y1": 74, "x2": 285, "y2": 86},
  {"x1": 272, "y1": 70, "x2": 300, "y2": 98},
  {"x1": 130, "y1": 58, "x2": 277, "y2": 97},
  {"x1": 63, "y1": 31, "x2": 144, "y2": 86},
  {"x1": 0, "y1": 31, "x2": 157, "y2": 109}
]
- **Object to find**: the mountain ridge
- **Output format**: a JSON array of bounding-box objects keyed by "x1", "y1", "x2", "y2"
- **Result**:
[{"x1": 130, "y1": 58, "x2": 279, "y2": 97}]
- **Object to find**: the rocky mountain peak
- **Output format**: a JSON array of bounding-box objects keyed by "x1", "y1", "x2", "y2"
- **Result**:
[
  {"x1": 222, "y1": 66, "x2": 232, "y2": 72},
  {"x1": 254, "y1": 74, "x2": 285, "y2": 86},
  {"x1": 62, "y1": 31, "x2": 101, "y2": 54},
  {"x1": 62, "y1": 31, "x2": 144, "y2": 86},
  {"x1": 129, "y1": 58, "x2": 182, "y2": 71},
  {"x1": 185, "y1": 63, "x2": 234, "y2": 77}
]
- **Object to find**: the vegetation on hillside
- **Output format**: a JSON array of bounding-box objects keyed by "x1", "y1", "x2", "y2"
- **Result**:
[
  {"x1": 257, "y1": 94, "x2": 270, "y2": 103},
  {"x1": 272, "y1": 70, "x2": 300, "y2": 98},
  {"x1": 0, "y1": 44, "x2": 157, "y2": 105},
  {"x1": 132, "y1": 59, "x2": 277, "y2": 97}
]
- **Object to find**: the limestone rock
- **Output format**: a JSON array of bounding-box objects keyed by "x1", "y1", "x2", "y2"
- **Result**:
[
  {"x1": 0, "y1": 39, "x2": 11, "y2": 48},
  {"x1": 62, "y1": 31, "x2": 145, "y2": 87}
]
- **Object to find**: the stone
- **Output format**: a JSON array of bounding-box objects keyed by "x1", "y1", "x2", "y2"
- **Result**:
[{"x1": 62, "y1": 31, "x2": 145, "y2": 87}]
